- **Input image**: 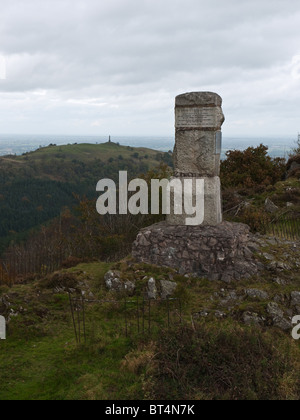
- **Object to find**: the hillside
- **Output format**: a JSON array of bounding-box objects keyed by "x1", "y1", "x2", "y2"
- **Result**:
[
  {"x1": 14, "y1": 142, "x2": 170, "y2": 170},
  {"x1": 0, "y1": 245, "x2": 299, "y2": 400},
  {"x1": 0, "y1": 144, "x2": 299, "y2": 400},
  {"x1": 0, "y1": 142, "x2": 172, "y2": 253}
]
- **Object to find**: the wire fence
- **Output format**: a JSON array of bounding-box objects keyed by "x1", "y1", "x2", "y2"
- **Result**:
[
  {"x1": 68, "y1": 293, "x2": 183, "y2": 344},
  {"x1": 265, "y1": 212, "x2": 300, "y2": 241},
  {"x1": 1, "y1": 212, "x2": 298, "y2": 287},
  {"x1": 0, "y1": 247, "x2": 67, "y2": 285}
]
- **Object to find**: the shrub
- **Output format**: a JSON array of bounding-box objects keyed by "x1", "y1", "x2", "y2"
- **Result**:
[
  {"x1": 286, "y1": 155, "x2": 300, "y2": 179},
  {"x1": 61, "y1": 256, "x2": 86, "y2": 269},
  {"x1": 239, "y1": 206, "x2": 271, "y2": 233},
  {"x1": 221, "y1": 145, "x2": 286, "y2": 192},
  {"x1": 40, "y1": 272, "x2": 79, "y2": 290},
  {"x1": 145, "y1": 323, "x2": 300, "y2": 400}
]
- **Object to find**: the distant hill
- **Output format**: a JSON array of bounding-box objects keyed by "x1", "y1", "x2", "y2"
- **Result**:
[{"x1": 0, "y1": 142, "x2": 173, "y2": 253}]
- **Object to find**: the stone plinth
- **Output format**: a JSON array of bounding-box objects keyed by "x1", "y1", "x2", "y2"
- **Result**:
[{"x1": 132, "y1": 221, "x2": 259, "y2": 283}]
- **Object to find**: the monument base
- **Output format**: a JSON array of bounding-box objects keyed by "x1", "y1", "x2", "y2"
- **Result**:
[{"x1": 132, "y1": 221, "x2": 259, "y2": 283}]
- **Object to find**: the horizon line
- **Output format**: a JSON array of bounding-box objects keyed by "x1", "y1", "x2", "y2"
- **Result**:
[{"x1": 0, "y1": 133, "x2": 297, "y2": 138}]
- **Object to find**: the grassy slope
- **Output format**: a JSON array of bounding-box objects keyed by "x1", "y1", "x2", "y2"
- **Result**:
[
  {"x1": 1, "y1": 142, "x2": 165, "y2": 170},
  {"x1": 0, "y1": 262, "x2": 139, "y2": 400},
  {"x1": 0, "y1": 149, "x2": 299, "y2": 400},
  {"x1": 0, "y1": 255, "x2": 299, "y2": 400},
  {"x1": 31, "y1": 142, "x2": 159, "y2": 159}
]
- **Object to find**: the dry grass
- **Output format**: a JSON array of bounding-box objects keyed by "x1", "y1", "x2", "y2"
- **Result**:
[{"x1": 121, "y1": 342, "x2": 157, "y2": 375}]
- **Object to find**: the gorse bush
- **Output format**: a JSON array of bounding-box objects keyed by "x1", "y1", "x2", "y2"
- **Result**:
[
  {"x1": 221, "y1": 145, "x2": 286, "y2": 192},
  {"x1": 290, "y1": 136, "x2": 300, "y2": 156},
  {"x1": 145, "y1": 323, "x2": 300, "y2": 400},
  {"x1": 286, "y1": 154, "x2": 300, "y2": 179},
  {"x1": 239, "y1": 206, "x2": 272, "y2": 233}
]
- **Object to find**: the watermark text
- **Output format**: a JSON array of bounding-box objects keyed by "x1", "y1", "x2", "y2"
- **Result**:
[
  {"x1": 96, "y1": 171, "x2": 205, "y2": 226},
  {"x1": 292, "y1": 315, "x2": 300, "y2": 340}
]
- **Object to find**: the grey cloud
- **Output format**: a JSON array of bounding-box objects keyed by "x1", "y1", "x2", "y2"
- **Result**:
[{"x1": 0, "y1": 0, "x2": 300, "y2": 135}]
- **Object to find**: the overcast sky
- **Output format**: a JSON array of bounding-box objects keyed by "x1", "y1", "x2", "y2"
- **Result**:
[{"x1": 0, "y1": 0, "x2": 300, "y2": 138}]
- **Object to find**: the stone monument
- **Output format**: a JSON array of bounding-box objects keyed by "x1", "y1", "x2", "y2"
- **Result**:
[
  {"x1": 132, "y1": 92, "x2": 259, "y2": 282},
  {"x1": 167, "y1": 91, "x2": 224, "y2": 226}
]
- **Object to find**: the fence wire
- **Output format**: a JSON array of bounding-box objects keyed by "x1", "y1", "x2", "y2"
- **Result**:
[
  {"x1": 266, "y1": 212, "x2": 300, "y2": 241},
  {"x1": 68, "y1": 293, "x2": 183, "y2": 344}
]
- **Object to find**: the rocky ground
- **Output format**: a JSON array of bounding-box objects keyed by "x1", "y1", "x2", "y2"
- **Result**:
[
  {"x1": 105, "y1": 232, "x2": 300, "y2": 333},
  {"x1": 0, "y1": 231, "x2": 299, "y2": 336},
  {"x1": 0, "y1": 236, "x2": 299, "y2": 400}
]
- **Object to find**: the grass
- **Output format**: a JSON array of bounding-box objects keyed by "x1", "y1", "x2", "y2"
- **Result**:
[
  {"x1": 66, "y1": 262, "x2": 112, "y2": 294},
  {"x1": 0, "y1": 332, "x2": 141, "y2": 400},
  {"x1": 0, "y1": 262, "x2": 145, "y2": 400},
  {"x1": 0, "y1": 257, "x2": 300, "y2": 400},
  {"x1": 2, "y1": 142, "x2": 164, "y2": 167}
]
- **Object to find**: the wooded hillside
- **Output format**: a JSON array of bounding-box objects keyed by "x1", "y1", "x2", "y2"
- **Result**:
[{"x1": 0, "y1": 142, "x2": 172, "y2": 253}]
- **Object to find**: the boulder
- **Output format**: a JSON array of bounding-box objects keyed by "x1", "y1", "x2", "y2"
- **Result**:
[
  {"x1": 265, "y1": 198, "x2": 278, "y2": 213},
  {"x1": 245, "y1": 289, "x2": 269, "y2": 301},
  {"x1": 243, "y1": 312, "x2": 266, "y2": 326},
  {"x1": 104, "y1": 270, "x2": 122, "y2": 291},
  {"x1": 219, "y1": 290, "x2": 242, "y2": 308},
  {"x1": 160, "y1": 280, "x2": 177, "y2": 299},
  {"x1": 104, "y1": 270, "x2": 135, "y2": 295},
  {"x1": 291, "y1": 291, "x2": 300, "y2": 307},
  {"x1": 147, "y1": 278, "x2": 158, "y2": 300},
  {"x1": 124, "y1": 280, "x2": 136, "y2": 295},
  {"x1": 267, "y1": 302, "x2": 291, "y2": 331}
]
